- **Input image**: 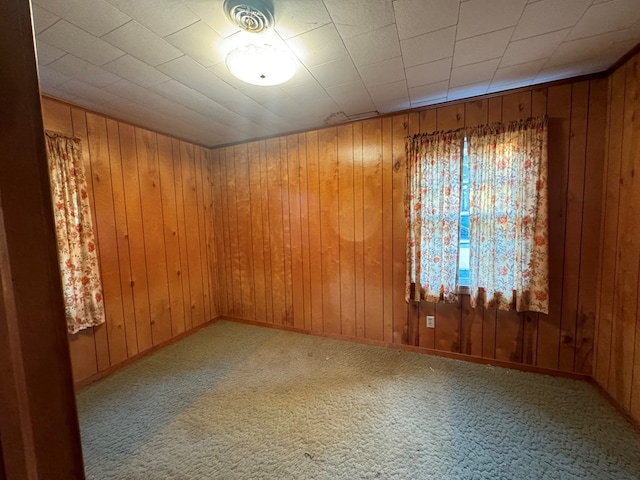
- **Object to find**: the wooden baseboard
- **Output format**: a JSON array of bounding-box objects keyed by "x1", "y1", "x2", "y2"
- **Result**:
[
  {"x1": 220, "y1": 316, "x2": 590, "y2": 382},
  {"x1": 589, "y1": 378, "x2": 640, "y2": 431},
  {"x1": 74, "y1": 317, "x2": 222, "y2": 390}
]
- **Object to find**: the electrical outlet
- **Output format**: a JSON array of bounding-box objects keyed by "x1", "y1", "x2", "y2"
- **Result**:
[{"x1": 426, "y1": 315, "x2": 435, "y2": 328}]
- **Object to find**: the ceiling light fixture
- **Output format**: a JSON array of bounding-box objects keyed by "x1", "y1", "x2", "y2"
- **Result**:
[
  {"x1": 223, "y1": 0, "x2": 296, "y2": 87},
  {"x1": 226, "y1": 43, "x2": 296, "y2": 86}
]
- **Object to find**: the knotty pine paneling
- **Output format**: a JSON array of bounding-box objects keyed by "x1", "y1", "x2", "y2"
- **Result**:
[
  {"x1": 594, "y1": 51, "x2": 640, "y2": 424},
  {"x1": 41, "y1": 97, "x2": 219, "y2": 384},
  {"x1": 213, "y1": 78, "x2": 607, "y2": 376}
]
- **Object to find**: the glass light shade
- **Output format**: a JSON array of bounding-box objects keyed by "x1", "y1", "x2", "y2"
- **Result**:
[{"x1": 226, "y1": 43, "x2": 296, "y2": 86}]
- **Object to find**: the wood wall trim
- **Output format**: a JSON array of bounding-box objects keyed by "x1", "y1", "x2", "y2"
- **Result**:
[
  {"x1": 74, "y1": 317, "x2": 221, "y2": 390},
  {"x1": 221, "y1": 316, "x2": 591, "y2": 382},
  {"x1": 0, "y1": 1, "x2": 84, "y2": 478}
]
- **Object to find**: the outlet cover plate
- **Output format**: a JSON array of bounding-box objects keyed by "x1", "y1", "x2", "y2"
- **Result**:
[{"x1": 426, "y1": 315, "x2": 435, "y2": 328}]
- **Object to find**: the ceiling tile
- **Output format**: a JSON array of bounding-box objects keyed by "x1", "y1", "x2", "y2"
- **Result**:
[
  {"x1": 512, "y1": 0, "x2": 592, "y2": 41},
  {"x1": 56, "y1": 78, "x2": 120, "y2": 104},
  {"x1": 375, "y1": 96, "x2": 411, "y2": 113},
  {"x1": 287, "y1": 23, "x2": 349, "y2": 67},
  {"x1": 105, "y1": 79, "x2": 198, "y2": 118},
  {"x1": 491, "y1": 59, "x2": 545, "y2": 88},
  {"x1": 273, "y1": 0, "x2": 333, "y2": 39},
  {"x1": 546, "y1": 27, "x2": 640, "y2": 68},
  {"x1": 405, "y1": 57, "x2": 452, "y2": 88},
  {"x1": 48, "y1": 54, "x2": 121, "y2": 87},
  {"x1": 35, "y1": 40, "x2": 66, "y2": 65},
  {"x1": 500, "y1": 29, "x2": 570, "y2": 67},
  {"x1": 165, "y1": 21, "x2": 223, "y2": 68},
  {"x1": 324, "y1": 0, "x2": 395, "y2": 39},
  {"x1": 401, "y1": 26, "x2": 456, "y2": 67},
  {"x1": 409, "y1": 80, "x2": 449, "y2": 103},
  {"x1": 447, "y1": 82, "x2": 489, "y2": 101},
  {"x1": 102, "y1": 55, "x2": 170, "y2": 87},
  {"x1": 157, "y1": 56, "x2": 240, "y2": 105},
  {"x1": 326, "y1": 81, "x2": 377, "y2": 116},
  {"x1": 367, "y1": 80, "x2": 409, "y2": 104},
  {"x1": 31, "y1": 5, "x2": 60, "y2": 34},
  {"x1": 453, "y1": 28, "x2": 514, "y2": 68},
  {"x1": 344, "y1": 24, "x2": 401, "y2": 67},
  {"x1": 151, "y1": 80, "x2": 230, "y2": 118},
  {"x1": 185, "y1": 0, "x2": 239, "y2": 38},
  {"x1": 411, "y1": 96, "x2": 447, "y2": 108},
  {"x1": 457, "y1": 0, "x2": 527, "y2": 39},
  {"x1": 38, "y1": 20, "x2": 125, "y2": 66},
  {"x1": 449, "y1": 58, "x2": 500, "y2": 88},
  {"x1": 487, "y1": 79, "x2": 532, "y2": 94},
  {"x1": 566, "y1": 0, "x2": 640, "y2": 41},
  {"x1": 38, "y1": 65, "x2": 71, "y2": 88},
  {"x1": 310, "y1": 57, "x2": 361, "y2": 88},
  {"x1": 358, "y1": 56, "x2": 406, "y2": 88},
  {"x1": 106, "y1": 0, "x2": 199, "y2": 37},
  {"x1": 394, "y1": 0, "x2": 460, "y2": 39},
  {"x1": 102, "y1": 21, "x2": 183, "y2": 66},
  {"x1": 34, "y1": 0, "x2": 130, "y2": 36}
]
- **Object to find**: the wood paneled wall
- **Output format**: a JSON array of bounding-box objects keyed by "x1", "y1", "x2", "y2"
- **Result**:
[
  {"x1": 594, "y1": 51, "x2": 640, "y2": 423},
  {"x1": 41, "y1": 97, "x2": 218, "y2": 384},
  {"x1": 212, "y1": 78, "x2": 608, "y2": 375}
]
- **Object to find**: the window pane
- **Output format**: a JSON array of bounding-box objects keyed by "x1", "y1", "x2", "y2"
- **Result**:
[{"x1": 459, "y1": 138, "x2": 470, "y2": 286}]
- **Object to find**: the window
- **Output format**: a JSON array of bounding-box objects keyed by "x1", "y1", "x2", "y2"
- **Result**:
[
  {"x1": 458, "y1": 138, "x2": 470, "y2": 287},
  {"x1": 406, "y1": 117, "x2": 550, "y2": 314}
]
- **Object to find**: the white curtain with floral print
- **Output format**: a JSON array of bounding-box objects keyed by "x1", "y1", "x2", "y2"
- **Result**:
[
  {"x1": 466, "y1": 118, "x2": 549, "y2": 314},
  {"x1": 406, "y1": 130, "x2": 463, "y2": 303},
  {"x1": 45, "y1": 132, "x2": 105, "y2": 334}
]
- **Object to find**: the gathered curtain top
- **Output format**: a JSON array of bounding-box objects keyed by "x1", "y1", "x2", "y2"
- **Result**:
[{"x1": 408, "y1": 116, "x2": 548, "y2": 143}]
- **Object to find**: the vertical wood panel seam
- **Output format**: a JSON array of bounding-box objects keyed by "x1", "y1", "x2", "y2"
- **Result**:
[
  {"x1": 556, "y1": 85, "x2": 574, "y2": 369},
  {"x1": 607, "y1": 72, "x2": 628, "y2": 391},
  {"x1": 104, "y1": 117, "x2": 128, "y2": 356},
  {"x1": 80, "y1": 111, "x2": 110, "y2": 368},
  {"x1": 134, "y1": 129, "x2": 155, "y2": 346},
  {"x1": 117, "y1": 123, "x2": 140, "y2": 353},
  {"x1": 572, "y1": 82, "x2": 590, "y2": 371},
  {"x1": 155, "y1": 134, "x2": 173, "y2": 337}
]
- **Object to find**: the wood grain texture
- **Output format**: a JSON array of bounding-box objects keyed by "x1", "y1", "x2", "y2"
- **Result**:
[
  {"x1": 211, "y1": 79, "x2": 605, "y2": 379},
  {"x1": 593, "y1": 52, "x2": 640, "y2": 425},
  {"x1": 45, "y1": 74, "x2": 613, "y2": 388},
  {"x1": 41, "y1": 97, "x2": 219, "y2": 384}
]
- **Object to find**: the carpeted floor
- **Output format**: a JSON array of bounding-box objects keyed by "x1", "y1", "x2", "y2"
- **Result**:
[{"x1": 77, "y1": 320, "x2": 640, "y2": 479}]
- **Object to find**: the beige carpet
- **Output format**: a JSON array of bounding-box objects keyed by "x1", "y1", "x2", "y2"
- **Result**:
[{"x1": 77, "y1": 320, "x2": 640, "y2": 479}]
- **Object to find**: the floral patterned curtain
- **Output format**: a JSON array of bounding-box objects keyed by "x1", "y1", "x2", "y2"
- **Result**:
[
  {"x1": 406, "y1": 130, "x2": 463, "y2": 303},
  {"x1": 45, "y1": 132, "x2": 105, "y2": 334},
  {"x1": 466, "y1": 118, "x2": 549, "y2": 314}
]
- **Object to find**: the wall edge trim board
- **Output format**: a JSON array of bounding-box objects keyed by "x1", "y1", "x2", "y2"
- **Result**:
[
  {"x1": 590, "y1": 378, "x2": 640, "y2": 432},
  {"x1": 74, "y1": 317, "x2": 221, "y2": 390},
  {"x1": 220, "y1": 316, "x2": 591, "y2": 382}
]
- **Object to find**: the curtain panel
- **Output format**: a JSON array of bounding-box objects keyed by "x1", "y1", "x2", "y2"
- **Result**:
[
  {"x1": 45, "y1": 132, "x2": 105, "y2": 334},
  {"x1": 466, "y1": 118, "x2": 549, "y2": 314},
  {"x1": 405, "y1": 130, "x2": 463, "y2": 303}
]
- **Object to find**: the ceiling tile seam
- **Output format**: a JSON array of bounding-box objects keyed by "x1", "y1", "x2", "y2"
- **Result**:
[
  {"x1": 320, "y1": 6, "x2": 376, "y2": 117},
  {"x1": 445, "y1": 1, "x2": 463, "y2": 92},
  {"x1": 34, "y1": 7, "x2": 62, "y2": 36},
  {"x1": 97, "y1": 17, "x2": 134, "y2": 39},
  {"x1": 158, "y1": 17, "x2": 200, "y2": 39},
  {"x1": 538, "y1": 25, "x2": 599, "y2": 73},
  {"x1": 498, "y1": 29, "x2": 572, "y2": 70}
]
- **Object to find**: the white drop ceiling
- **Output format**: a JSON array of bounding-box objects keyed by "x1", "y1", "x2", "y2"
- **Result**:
[{"x1": 33, "y1": 0, "x2": 640, "y2": 147}]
